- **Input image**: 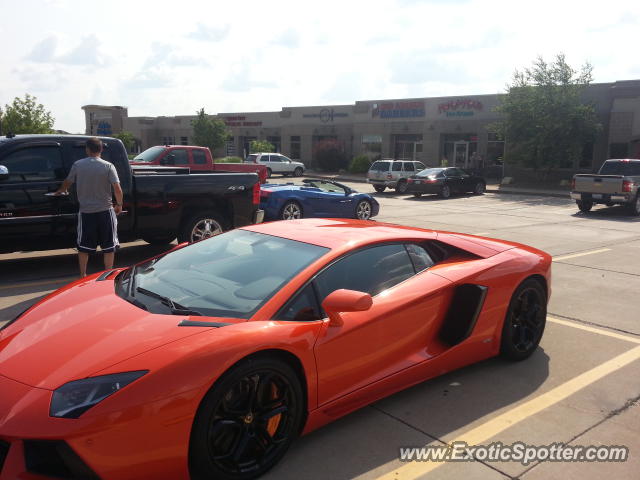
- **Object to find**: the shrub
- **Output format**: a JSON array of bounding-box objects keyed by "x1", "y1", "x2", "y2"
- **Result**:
[
  {"x1": 313, "y1": 139, "x2": 348, "y2": 172},
  {"x1": 250, "y1": 140, "x2": 274, "y2": 153},
  {"x1": 215, "y1": 156, "x2": 243, "y2": 163},
  {"x1": 349, "y1": 154, "x2": 372, "y2": 173}
]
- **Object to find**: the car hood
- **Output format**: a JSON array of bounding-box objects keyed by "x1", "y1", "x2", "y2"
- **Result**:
[{"x1": 0, "y1": 277, "x2": 225, "y2": 390}]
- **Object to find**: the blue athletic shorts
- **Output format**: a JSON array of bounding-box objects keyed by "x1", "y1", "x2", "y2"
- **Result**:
[{"x1": 77, "y1": 209, "x2": 119, "y2": 253}]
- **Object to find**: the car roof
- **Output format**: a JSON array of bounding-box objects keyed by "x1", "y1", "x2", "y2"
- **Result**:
[{"x1": 242, "y1": 218, "x2": 436, "y2": 250}]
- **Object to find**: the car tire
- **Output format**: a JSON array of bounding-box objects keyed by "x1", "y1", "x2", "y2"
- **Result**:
[
  {"x1": 373, "y1": 185, "x2": 386, "y2": 193},
  {"x1": 627, "y1": 195, "x2": 640, "y2": 216},
  {"x1": 189, "y1": 355, "x2": 304, "y2": 480},
  {"x1": 439, "y1": 184, "x2": 451, "y2": 199},
  {"x1": 413, "y1": 193, "x2": 422, "y2": 198},
  {"x1": 266, "y1": 168, "x2": 272, "y2": 179},
  {"x1": 500, "y1": 278, "x2": 547, "y2": 361},
  {"x1": 178, "y1": 212, "x2": 226, "y2": 243},
  {"x1": 141, "y1": 234, "x2": 176, "y2": 246},
  {"x1": 473, "y1": 182, "x2": 486, "y2": 195},
  {"x1": 294, "y1": 167, "x2": 303, "y2": 177},
  {"x1": 395, "y1": 179, "x2": 408, "y2": 194},
  {"x1": 576, "y1": 200, "x2": 593, "y2": 213},
  {"x1": 280, "y1": 201, "x2": 303, "y2": 220},
  {"x1": 355, "y1": 200, "x2": 372, "y2": 220}
]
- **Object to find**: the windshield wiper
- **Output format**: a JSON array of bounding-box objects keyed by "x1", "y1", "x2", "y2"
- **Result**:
[{"x1": 135, "y1": 287, "x2": 202, "y2": 316}]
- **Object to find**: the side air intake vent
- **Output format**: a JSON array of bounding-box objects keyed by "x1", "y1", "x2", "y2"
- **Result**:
[
  {"x1": 96, "y1": 270, "x2": 117, "y2": 281},
  {"x1": 439, "y1": 284, "x2": 488, "y2": 346}
]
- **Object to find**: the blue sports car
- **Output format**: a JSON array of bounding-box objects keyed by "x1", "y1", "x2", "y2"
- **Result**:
[{"x1": 260, "y1": 179, "x2": 380, "y2": 220}]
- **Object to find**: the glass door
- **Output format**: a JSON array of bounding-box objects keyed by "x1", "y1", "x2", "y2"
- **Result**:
[{"x1": 453, "y1": 141, "x2": 469, "y2": 168}]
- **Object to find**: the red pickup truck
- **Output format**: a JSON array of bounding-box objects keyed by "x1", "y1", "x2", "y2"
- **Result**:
[{"x1": 130, "y1": 145, "x2": 268, "y2": 183}]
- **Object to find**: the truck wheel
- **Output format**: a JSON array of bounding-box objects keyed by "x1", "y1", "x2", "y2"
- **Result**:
[
  {"x1": 142, "y1": 234, "x2": 176, "y2": 246},
  {"x1": 576, "y1": 200, "x2": 593, "y2": 213},
  {"x1": 439, "y1": 184, "x2": 451, "y2": 199},
  {"x1": 395, "y1": 179, "x2": 408, "y2": 194},
  {"x1": 179, "y1": 212, "x2": 226, "y2": 243},
  {"x1": 266, "y1": 168, "x2": 272, "y2": 178},
  {"x1": 628, "y1": 195, "x2": 640, "y2": 216},
  {"x1": 294, "y1": 167, "x2": 303, "y2": 177},
  {"x1": 373, "y1": 185, "x2": 385, "y2": 193}
]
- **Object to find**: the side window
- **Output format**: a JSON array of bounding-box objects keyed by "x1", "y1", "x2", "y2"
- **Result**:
[
  {"x1": 315, "y1": 244, "x2": 415, "y2": 300},
  {"x1": 1, "y1": 146, "x2": 64, "y2": 181},
  {"x1": 404, "y1": 162, "x2": 415, "y2": 172},
  {"x1": 172, "y1": 149, "x2": 189, "y2": 165},
  {"x1": 276, "y1": 284, "x2": 322, "y2": 321},
  {"x1": 415, "y1": 162, "x2": 426, "y2": 170},
  {"x1": 392, "y1": 162, "x2": 403, "y2": 171},
  {"x1": 405, "y1": 244, "x2": 435, "y2": 272},
  {"x1": 192, "y1": 150, "x2": 207, "y2": 165},
  {"x1": 270, "y1": 155, "x2": 283, "y2": 163},
  {"x1": 260, "y1": 155, "x2": 270, "y2": 162}
]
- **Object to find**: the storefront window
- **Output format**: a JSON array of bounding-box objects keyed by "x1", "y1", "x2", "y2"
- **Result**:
[
  {"x1": 362, "y1": 134, "x2": 382, "y2": 159},
  {"x1": 267, "y1": 136, "x2": 281, "y2": 152},
  {"x1": 290, "y1": 136, "x2": 301, "y2": 159},
  {"x1": 486, "y1": 133, "x2": 504, "y2": 166},
  {"x1": 394, "y1": 134, "x2": 423, "y2": 161}
]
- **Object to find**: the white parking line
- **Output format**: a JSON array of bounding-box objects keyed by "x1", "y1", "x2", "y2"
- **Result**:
[{"x1": 552, "y1": 248, "x2": 611, "y2": 262}]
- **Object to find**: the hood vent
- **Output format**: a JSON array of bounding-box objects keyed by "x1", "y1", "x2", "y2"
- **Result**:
[
  {"x1": 96, "y1": 270, "x2": 118, "y2": 281},
  {"x1": 178, "y1": 320, "x2": 231, "y2": 328}
]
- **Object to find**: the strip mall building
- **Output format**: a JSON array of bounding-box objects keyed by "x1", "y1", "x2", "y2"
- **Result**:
[{"x1": 82, "y1": 79, "x2": 640, "y2": 171}]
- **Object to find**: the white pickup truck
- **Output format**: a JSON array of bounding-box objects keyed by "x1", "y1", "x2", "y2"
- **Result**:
[{"x1": 570, "y1": 159, "x2": 640, "y2": 215}]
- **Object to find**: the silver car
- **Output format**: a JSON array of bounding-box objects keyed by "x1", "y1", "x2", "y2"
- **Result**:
[
  {"x1": 367, "y1": 159, "x2": 427, "y2": 193},
  {"x1": 245, "y1": 153, "x2": 305, "y2": 178}
]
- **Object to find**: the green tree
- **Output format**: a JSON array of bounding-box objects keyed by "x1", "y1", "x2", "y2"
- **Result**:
[
  {"x1": 1, "y1": 94, "x2": 55, "y2": 134},
  {"x1": 113, "y1": 131, "x2": 135, "y2": 153},
  {"x1": 249, "y1": 139, "x2": 275, "y2": 153},
  {"x1": 191, "y1": 108, "x2": 228, "y2": 152},
  {"x1": 493, "y1": 54, "x2": 601, "y2": 173}
]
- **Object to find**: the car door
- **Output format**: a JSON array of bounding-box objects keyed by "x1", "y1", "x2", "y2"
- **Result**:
[
  {"x1": 443, "y1": 168, "x2": 464, "y2": 192},
  {"x1": 310, "y1": 243, "x2": 452, "y2": 406},
  {"x1": 268, "y1": 155, "x2": 285, "y2": 173},
  {"x1": 402, "y1": 161, "x2": 415, "y2": 179},
  {"x1": 306, "y1": 181, "x2": 354, "y2": 217},
  {"x1": 0, "y1": 142, "x2": 70, "y2": 243}
]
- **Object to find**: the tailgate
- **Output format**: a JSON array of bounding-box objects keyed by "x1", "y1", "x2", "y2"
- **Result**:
[{"x1": 574, "y1": 175, "x2": 624, "y2": 194}]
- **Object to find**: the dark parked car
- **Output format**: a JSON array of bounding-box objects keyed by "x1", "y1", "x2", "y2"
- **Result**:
[
  {"x1": 406, "y1": 167, "x2": 486, "y2": 198},
  {"x1": 0, "y1": 134, "x2": 264, "y2": 253}
]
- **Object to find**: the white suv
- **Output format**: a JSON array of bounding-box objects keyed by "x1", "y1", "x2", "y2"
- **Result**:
[
  {"x1": 245, "y1": 153, "x2": 305, "y2": 178},
  {"x1": 367, "y1": 159, "x2": 427, "y2": 193}
]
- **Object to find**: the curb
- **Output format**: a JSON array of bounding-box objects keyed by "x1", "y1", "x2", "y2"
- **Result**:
[{"x1": 304, "y1": 172, "x2": 570, "y2": 199}]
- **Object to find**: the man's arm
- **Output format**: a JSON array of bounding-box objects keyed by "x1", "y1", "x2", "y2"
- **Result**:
[
  {"x1": 55, "y1": 178, "x2": 73, "y2": 195},
  {"x1": 113, "y1": 182, "x2": 123, "y2": 214}
]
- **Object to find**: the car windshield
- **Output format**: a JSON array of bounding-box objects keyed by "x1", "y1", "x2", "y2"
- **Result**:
[
  {"x1": 369, "y1": 161, "x2": 391, "y2": 172},
  {"x1": 116, "y1": 230, "x2": 329, "y2": 318},
  {"x1": 132, "y1": 146, "x2": 166, "y2": 163},
  {"x1": 416, "y1": 168, "x2": 445, "y2": 177},
  {"x1": 599, "y1": 161, "x2": 640, "y2": 176}
]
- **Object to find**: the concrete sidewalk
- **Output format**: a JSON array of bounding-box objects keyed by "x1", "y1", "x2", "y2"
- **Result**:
[{"x1": 303, "y1": 170, "x2": 571, "y2": 199}]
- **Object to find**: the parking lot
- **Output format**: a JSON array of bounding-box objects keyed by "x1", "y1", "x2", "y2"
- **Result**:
[{"x1": 1, "y1": 183, "x2": 639, "y2": 479}]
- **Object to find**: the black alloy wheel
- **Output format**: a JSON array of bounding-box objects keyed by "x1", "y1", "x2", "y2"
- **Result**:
[
  {"x1": 189, "y1": 356, "x2": 304, "y2": 480},
  {"x1": 576, "y1": 200, "x2": 593, "y2": 213},
  {"x1": 413, "y1": 192, "x2": 422, "y2": 198},
  {"x1": 500, "y1": 278, "x2": 547, "y2": 361},
  {"x1": 439, "y1": 184, "x2": 451, "y2": 199},
  {"x1": 373, "y1": 185, "x2": 386, "y2": 193},
  {"x1": 474, "y1": 182, "x2": 486, "y2": 194}
]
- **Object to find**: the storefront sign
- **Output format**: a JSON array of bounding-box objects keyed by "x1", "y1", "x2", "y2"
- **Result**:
[
  {"x1": 96, "y1": 121, "x2": 112, "y2": 135},
  {"x1": 222, "y1": 116, "x2": 263, "y2": 127},
  {"x1": 302, "y1": 108, "x2": 348, "y2": 123},
  {"x1": 372, "y1": 101, "x2": 425, "y2": 118},
  {"x1": 438, "y1": 99, "x2": 483, "y2": 117}
]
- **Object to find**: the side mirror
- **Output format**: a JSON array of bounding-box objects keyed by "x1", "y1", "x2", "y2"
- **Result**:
[
  {"x1": 0, "y1": 165, "x2": 8, "y2": 181},
  {"x1": 321, "y1": 289, "x2": 372, "y2": 326}
]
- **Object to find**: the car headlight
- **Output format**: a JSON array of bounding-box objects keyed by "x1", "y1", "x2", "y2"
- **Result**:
[{"x1": 50, "y1": 370, "x2": 148, "y2": 419}]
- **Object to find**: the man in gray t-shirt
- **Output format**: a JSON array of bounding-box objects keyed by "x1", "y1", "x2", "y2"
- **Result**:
[{"x1": 55, "y1": 137, "x2": 124, "y2": 277}]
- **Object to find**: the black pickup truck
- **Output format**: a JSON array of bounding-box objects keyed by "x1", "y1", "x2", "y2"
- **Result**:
[{"x1": 0, "y1": 135, "x2": 264, "y2": 253}]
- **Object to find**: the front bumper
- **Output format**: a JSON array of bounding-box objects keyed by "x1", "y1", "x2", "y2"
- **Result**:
[
  {"x1": 570, "y1": 192, "x2": 630, "y2": 203},
  {"x1": 0, "y1": 374, "x2": 193, "y2": 480}
]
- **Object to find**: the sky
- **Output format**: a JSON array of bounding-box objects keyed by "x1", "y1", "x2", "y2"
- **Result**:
[{"x1": 1, "y1": 0, "x2": 639, "y2": 133}]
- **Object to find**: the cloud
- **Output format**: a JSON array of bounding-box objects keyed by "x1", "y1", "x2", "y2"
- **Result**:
[
  {"x1": 220, "y1": 66, "x2": 277, "y2": 92},
  {"x1": 389, "y1": 51, "x2": 466, "y2": 84},
  {"x1": 25, "y1": 35, "x2": 58, "y2": 62},
  {"x1": 186, "y1": 23, "x2": 230, "y2": 42},
  {"x1": 122, "y1": 69, "x2": 174, "y2": 90},
  {"x1": 142, "y1": 42, "x2": 210, "y2": 69},
  {"x1": 12, "y1": 65, "x2": 68, "y2": 92},
  {"x1": 272, "y1": 29, "x2": 300, "y2": 48}
]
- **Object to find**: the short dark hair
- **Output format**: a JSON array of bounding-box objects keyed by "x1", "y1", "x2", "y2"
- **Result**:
[{"x1": 86, "y1": 137, "x2": 103, "y2": 154}]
